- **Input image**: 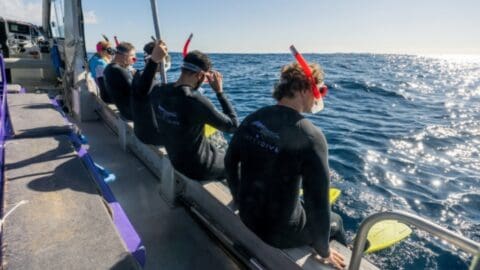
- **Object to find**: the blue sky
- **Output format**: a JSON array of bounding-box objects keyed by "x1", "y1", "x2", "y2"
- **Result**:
[{"x1": 2, "y1": 0, "x2": 480, "y2": 54}]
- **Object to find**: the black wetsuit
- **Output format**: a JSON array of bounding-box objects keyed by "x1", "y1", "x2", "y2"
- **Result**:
[
  {"x1": 131, "y1": 62, "x2": 163, "y2": 145},
  {"x1": 96, "y1": 77, "x2": 112, "y2": 103},
  {"x1": 137, "y1": 61, "x2": 239, "y2": 180},
  {"x1": 225, "y1": 105, "x2": 346, "y2": 258},
  {"x1": 103, "y1": 63, "x2": 134, "y2": 120}
]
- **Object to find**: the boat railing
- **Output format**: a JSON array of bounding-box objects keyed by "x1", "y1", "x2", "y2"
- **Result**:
[{"x1": 349, "y1": 210, "x2": 480, "y2": 270}]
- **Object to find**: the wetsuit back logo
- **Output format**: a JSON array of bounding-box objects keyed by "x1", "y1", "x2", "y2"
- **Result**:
[
  {"x1": 157, "y1": 105, "x2": 180, "y2": 126},
  {"x1": 243, "y1": 121, "x2": 279, "y2": 154}
]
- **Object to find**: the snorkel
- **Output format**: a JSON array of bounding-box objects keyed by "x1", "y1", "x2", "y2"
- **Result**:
[
  {"x1": 183, "y1": 33, "x2": 193, "y2": 58},
  {"x1": 102, "y1": 34, "x2": 109, "y2": 43},
  {"x1": 114, "y1": 36, "x2": 120, "y2": 47},
  {"x1": 289, "y1": 45, "x2": 328, "y2": 113}
]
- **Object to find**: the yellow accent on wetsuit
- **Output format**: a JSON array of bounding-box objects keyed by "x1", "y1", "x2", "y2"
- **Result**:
[{"x1": 204, "y1": 124, "x2": 218, "y2": 138}]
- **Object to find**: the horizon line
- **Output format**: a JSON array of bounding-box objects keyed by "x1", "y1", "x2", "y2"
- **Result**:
[{"x1": 87, "y1": 50, "x2": 480, "y2": 56}]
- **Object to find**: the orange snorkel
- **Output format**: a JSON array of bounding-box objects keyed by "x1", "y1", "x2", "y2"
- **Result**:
[{"x1": 289, "y1": 45, "x2": 328, "y2": 113}]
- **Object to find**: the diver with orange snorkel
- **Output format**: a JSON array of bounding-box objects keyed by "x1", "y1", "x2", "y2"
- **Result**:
[{"x1": 225, "y1": 46, "x2": 346, "y2": 269}]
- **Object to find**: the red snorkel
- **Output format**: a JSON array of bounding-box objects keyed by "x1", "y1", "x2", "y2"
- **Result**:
[{"x1": 183, "y1": 33, "x2": 193, "y2": 58}]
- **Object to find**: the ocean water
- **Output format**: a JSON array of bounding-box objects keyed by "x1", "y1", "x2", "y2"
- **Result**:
[{"x1": 131, "y1": 52, "x2": 479, "y2": 269}]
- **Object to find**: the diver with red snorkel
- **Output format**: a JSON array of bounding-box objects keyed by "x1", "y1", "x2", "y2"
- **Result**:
[
  {"x1": 135, "y1": 36, "x2": 238, "y2": 181},
  {"x1": 225, "y1": 46, "x2": 346, "y2": 269}
]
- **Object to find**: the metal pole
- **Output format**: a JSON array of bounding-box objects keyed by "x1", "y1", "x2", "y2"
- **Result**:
[
  {"x1": 53, "y1": 0, "x2": 61, "y2": 37},
  {"x1": 349, "y1": 211, "x2": 480, "y2": 270},
  {"x1": 149, "y1": 0, "x2": 167, "y2": 84}
]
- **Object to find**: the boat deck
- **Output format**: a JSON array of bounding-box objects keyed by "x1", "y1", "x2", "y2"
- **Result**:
[
  {"x1": 73, "y1": 119, "x2": 239, "y2": 270},
  {"x1": 3, "y1": 135, "x2": 140, "y2": 270}
]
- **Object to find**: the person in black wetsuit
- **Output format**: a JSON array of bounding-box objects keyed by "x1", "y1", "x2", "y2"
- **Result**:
[
  {"x1": 130, "y1": 41, "x2": 164, "y2": 145},
  {"x1": 225, "y1": 62, "x2": 346, "y2": 269},
  {"x1": 136, "y1": 41, "x2": 238, "y2": 180},
  {"x1": 103, "y1": 42, "x2": 137, "y2": 120}
]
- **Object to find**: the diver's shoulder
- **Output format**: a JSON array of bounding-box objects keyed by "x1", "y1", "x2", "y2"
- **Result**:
[
  {"x1": 151, "y1": 82, "x2": 175, "y2": 94},
  {"x1": 297, "y1": 118, "x2": 326, "y2": 140},
  {"x1": 104, "y1": 62, "x2": 120, "y2": 73},
  {"x1": 252, "y1": 105, "x2": 285, "y2": 116}
]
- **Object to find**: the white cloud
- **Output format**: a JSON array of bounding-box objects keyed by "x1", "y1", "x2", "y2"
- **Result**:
[
  {"x1": 83, "y1": 10, "x2": 98, "y2": 25},
  {"x1": 0, "y1": 0, "x2": 42, "y2": 25}
]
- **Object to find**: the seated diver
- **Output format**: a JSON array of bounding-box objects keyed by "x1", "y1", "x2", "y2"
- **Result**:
[
  {"x1": 88, "y1": 40, "x2": 115, "y2": 103},
  {"x1": 137, "y1": 41, "x2": 238, "y2": 180},
  {"x1": 103, "y1": 42, "x2": 137, "y2": 120},
  {"x1": 131, "y1": 41, "x2": 164, "y2": 145},
  {"x1": 225, "y1": 62, "x2": 346, "y2": 269}
]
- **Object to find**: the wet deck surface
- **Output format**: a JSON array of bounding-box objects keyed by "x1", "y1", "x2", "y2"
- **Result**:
[{"x1": 74, "y1": 119, "x2": 239, "y2": 270}]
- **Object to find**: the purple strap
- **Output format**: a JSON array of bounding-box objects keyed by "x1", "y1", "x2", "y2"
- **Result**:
[
  {"x1": 1, "y1": 54, "x2": 8, "y2": 211},
  {"x1": 51, "y1": 97, "x2": 146, "y2": 267}
]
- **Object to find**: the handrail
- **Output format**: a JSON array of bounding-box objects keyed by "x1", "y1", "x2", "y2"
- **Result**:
[
  {"x1": 149, "y1": 0, "x2": 167, "y2": 84},
  {"x1": 349, "y1": 211, "x2": 480, "y2": 270}
]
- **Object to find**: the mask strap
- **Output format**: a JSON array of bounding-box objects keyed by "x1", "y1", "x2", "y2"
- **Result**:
[{"x1": 181, "y1": 62, "x2": 203, "y2": 73}]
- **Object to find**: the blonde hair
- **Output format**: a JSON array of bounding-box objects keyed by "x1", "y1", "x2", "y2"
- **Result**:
[
  {"x1": 96, "y1": 41, "x2": 111, "y2": 53},
  {"x1": 273, "y1": 62, "x2": 324, "y2": 101}
]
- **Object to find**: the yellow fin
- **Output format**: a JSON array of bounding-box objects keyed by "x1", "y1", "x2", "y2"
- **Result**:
[
  {"x1": 329, "y1": 188, "x2": 341, "y2": 204},
  {"x1": 365, "y1": 220, "x2": 412, "y2": 253},
  {"x1": 299, "y1": 188, "x2": 341, "y2": 205}
]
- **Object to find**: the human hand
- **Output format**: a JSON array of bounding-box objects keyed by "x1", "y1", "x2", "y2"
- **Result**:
[
  {"x1": 151, "y1": 40, "x2": 168, "y2": 64},
  {"x1": 207, "y1": 71, "x2": 223, "y2": 94},
  {"x1": 313, "y1": 248, "x2": 346, "y2": 270}
]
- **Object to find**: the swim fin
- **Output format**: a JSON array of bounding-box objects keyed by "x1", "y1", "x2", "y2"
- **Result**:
[
  {"x1": 364, "y1": 220, "x2": 412, "y2": 253},
  {"x1": 300, "y1": 186, "x2": 411, "y2": 253},
  {"x1": 329, "y1": 188, "x2": 341, "y2": 205}
]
